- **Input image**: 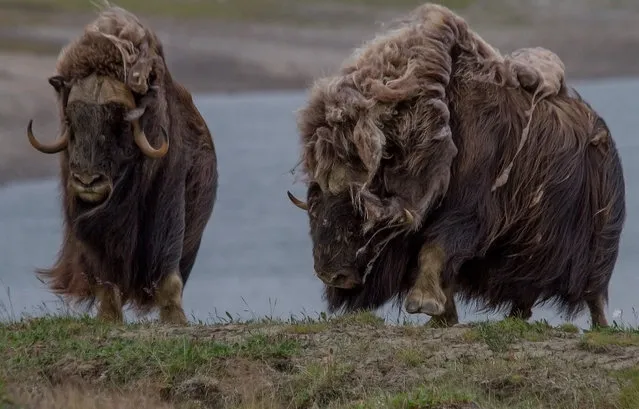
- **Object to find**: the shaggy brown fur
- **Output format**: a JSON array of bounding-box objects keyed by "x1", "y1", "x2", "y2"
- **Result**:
[
  {"x1": 288, "y1": 3, "x2": 625, "y2": 327},
  {"x1": 28, "y1": 5, "x2": 218, "y2": 323}
]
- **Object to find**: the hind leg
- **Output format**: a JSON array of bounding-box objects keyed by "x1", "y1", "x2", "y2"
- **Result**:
[
  {"x1": 95, "y1": 285, "x2": 123, "y2": 323},
  {"x1": 156, "y1": 270, "x2": 188, "y2": 325},
  {"x1": 405, "y1": 243, "x2": 447, "y2": 316},
  {"x1": 587, "y1": 294, "x2": 608, "y2": 328},
  {"x1": 508, "y1": 296, "x2": 537, "y2": 321},
  {"x1": 508, "y1": 305, "x2": 533, "y2": 320}
]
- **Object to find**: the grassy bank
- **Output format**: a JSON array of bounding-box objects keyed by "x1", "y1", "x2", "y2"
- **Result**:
[{"x1": 1, "y1": 313, "x2": 639, "y2": 408}]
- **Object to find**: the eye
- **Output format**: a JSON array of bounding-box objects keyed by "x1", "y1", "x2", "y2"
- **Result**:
[{"x1": 322, "y1": 218, "x2": 329, "y2": 227}]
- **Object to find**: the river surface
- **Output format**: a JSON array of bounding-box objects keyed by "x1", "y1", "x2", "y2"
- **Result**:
[{"x1": 1, "y1": 79, "x2": 638, "y2": 328}]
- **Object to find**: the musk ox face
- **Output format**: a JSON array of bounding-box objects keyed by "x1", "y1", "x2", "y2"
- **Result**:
[
  {"x1": 27, "y1": 74, "x2": 169, "y2": 207},
  {"x1": 288, "y1": 183, "x2": 373, "y2": 289},
  {"x1": 64, "y1": 101, "x2": 136, "y2": 205}
]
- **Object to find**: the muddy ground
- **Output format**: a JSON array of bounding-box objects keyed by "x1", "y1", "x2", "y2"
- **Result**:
[{"x1": 2, "y1": 0, "x2": 639, "y2": 184}]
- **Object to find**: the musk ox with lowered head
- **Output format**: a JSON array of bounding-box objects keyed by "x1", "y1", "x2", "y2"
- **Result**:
[
  {"x1": 27, "y1": 6, "x2": 218, "y2": 325},
  {"x1": 287, "y1": 3, "x2": 625, "y2": 328}
]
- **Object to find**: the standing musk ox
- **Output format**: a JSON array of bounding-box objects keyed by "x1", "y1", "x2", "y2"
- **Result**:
[
  {"x1": 26, "y1": 6, "x2": 218, "y2": 324},
  {"x1": 287, "y1": 3, "x2": 625, "y2": 328}
]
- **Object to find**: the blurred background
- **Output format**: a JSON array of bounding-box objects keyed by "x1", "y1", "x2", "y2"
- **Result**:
[{"x1": 1, "y1": 0, "x2": 639, "y2": 327}]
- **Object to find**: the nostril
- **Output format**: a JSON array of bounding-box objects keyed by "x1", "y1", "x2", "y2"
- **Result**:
[
  {"x1": 72, "y1": 172, "x2": 103, "y2": 187},
  {"x1": 332, "y1": 272, "x2": 361, "y2": 287},
  {"x1": 333, "y1": 272, "x2": 348, "y2": 282}
]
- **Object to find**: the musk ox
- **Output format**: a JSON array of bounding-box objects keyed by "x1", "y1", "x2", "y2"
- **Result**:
[
  {"x1": 287, "y1": 3, "x2": 625, "y2": 328},
  {"x1": 27, "y1": 6, "x2": 218, "y2": 324}
]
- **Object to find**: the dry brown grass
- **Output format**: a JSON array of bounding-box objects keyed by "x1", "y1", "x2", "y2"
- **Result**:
[{"x1": 4, "y1": 383, "x2": 173, "y2": 409}]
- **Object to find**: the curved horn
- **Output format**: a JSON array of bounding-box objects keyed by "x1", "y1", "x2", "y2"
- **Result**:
[
  {"x1": 132, "y1": 120, "x2": 169, "y2": 159},
  {"x1": 26, "y1": 119, "x2": 69, "y2": 154},
  {"x1": 403, "y1": 209, "x2": 414, "y2": 225},
  {"x1": 287, "y1": 191, "x2": 309, "y2": 211}
]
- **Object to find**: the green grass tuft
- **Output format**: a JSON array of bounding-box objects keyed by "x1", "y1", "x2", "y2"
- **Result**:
[
  {"x1": 396, "y1": 347, "x2": 427, "y2": 368},
  {"x1": 464, "y1": 318, "x2": 554, "y2": 352},
  {"x1": 616, "y1": 367, "x2": 639, "y2": 409},
  {"x1": 579, "y1": 325, "x2": 639, "y2": 353},
  {"x1": 287, "y1": 361, "x2": 355, "y2": 408}
]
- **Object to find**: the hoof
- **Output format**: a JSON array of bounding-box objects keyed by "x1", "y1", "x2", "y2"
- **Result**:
[
  {"x1": 404, "y1": 289, "x2": 445, "y2": 316},
  {"x1": 160, "y1": 307, "x2": 189, "y2": 326}
]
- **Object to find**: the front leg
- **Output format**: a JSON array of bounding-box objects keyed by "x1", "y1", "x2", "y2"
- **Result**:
[
  {"x1": 142, "y1": 167, "x2": 189, "y2": 326},
  {"x1": 426, "y1": 282, "x2": 459, "y2": 328},
  {"x1": 96, "y1": 285, "x2": 124, "y2": 323},
  {"x1": 404, "y1": 243, "x2": 448, "y2": 316},
  {"x1": 155, "y1": 270, "x2": 188, "y2": 325},
  {"x1": 403, "y1": 213, "x2": 478, "y2": 324}
]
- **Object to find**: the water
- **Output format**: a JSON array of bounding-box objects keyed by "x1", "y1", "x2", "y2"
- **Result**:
[{"x1": 1, "y1": 80, "x2": 638, "y2": 328}]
